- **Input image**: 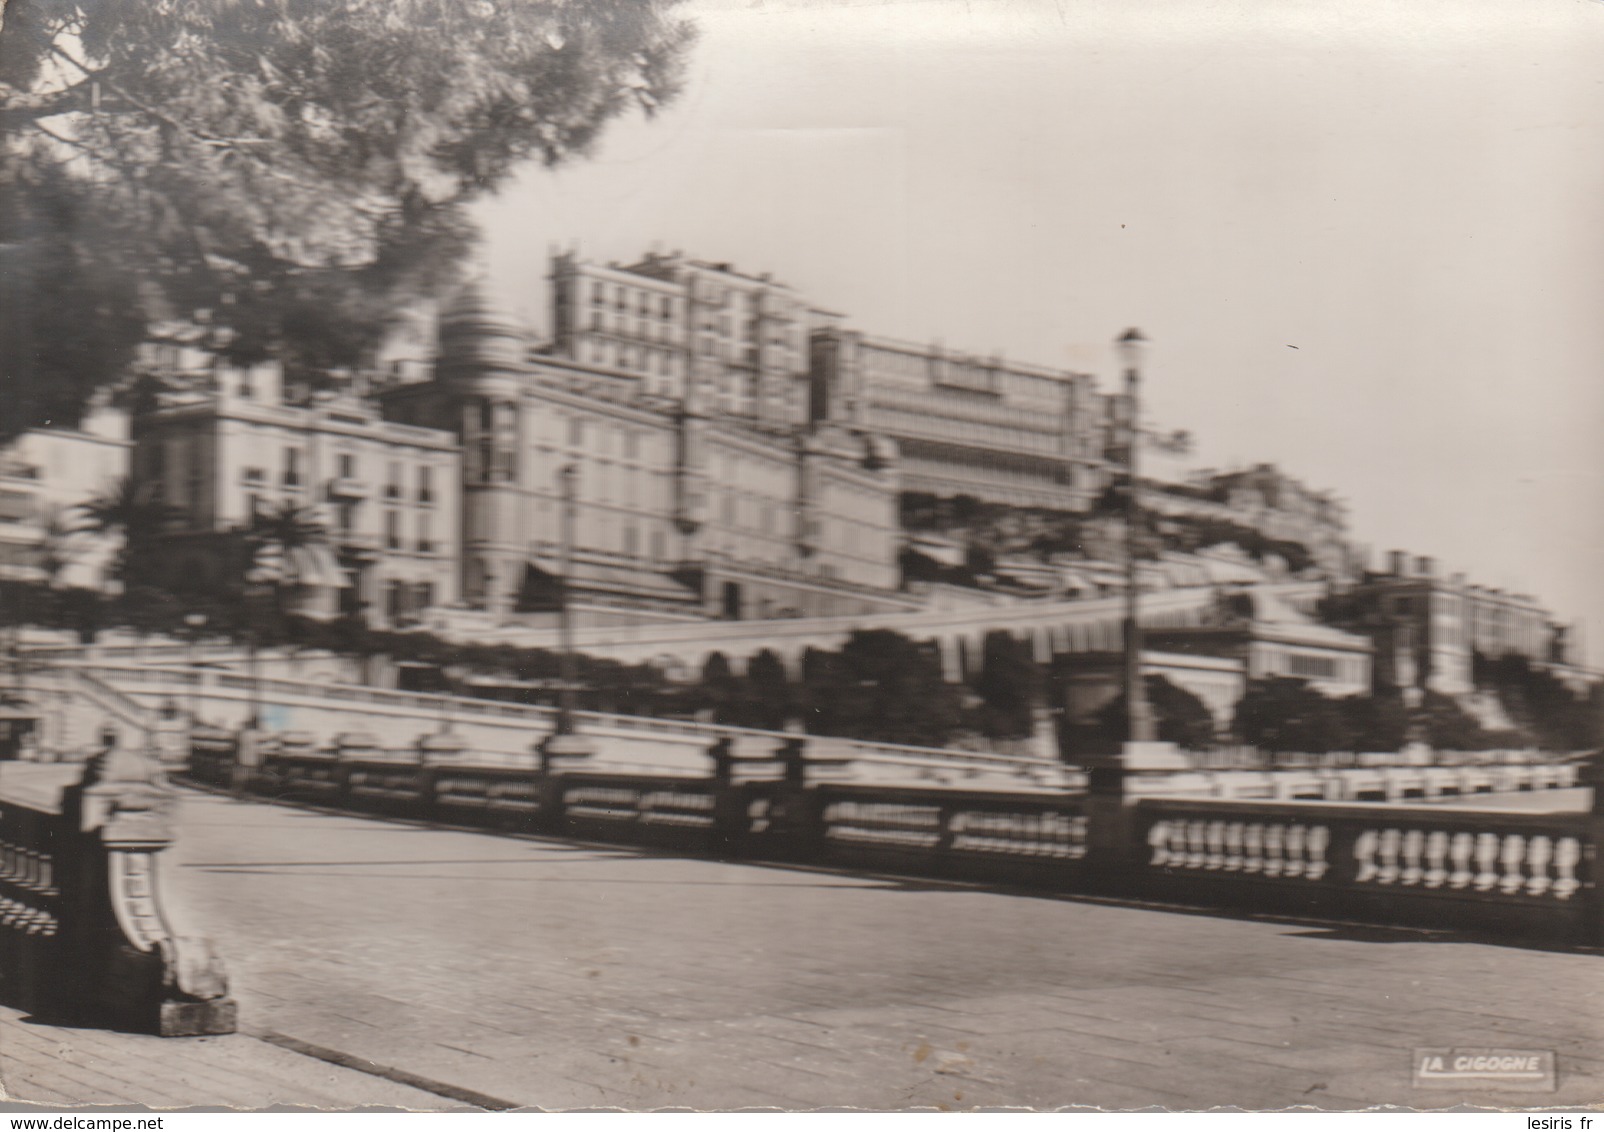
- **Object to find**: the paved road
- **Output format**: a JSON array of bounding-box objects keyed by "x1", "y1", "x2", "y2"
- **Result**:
[{"x1": 83, "y1": 789, "x2": 1604, "y2": 1110}]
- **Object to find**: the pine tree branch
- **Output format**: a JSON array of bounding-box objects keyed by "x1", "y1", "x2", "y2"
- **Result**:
[{"x1": 32, "y1": 33, "x2": 268, "y2": 150}]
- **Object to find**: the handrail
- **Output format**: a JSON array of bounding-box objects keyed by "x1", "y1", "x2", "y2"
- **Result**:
[{"x1": 1135, "y1": 795, "x2": 1588, "y2": 832}]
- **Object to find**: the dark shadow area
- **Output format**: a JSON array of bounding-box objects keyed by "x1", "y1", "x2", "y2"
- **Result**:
[
  {"x1": 180, "y1": 856, "x2": 611, "y2": 869},
  {"x1": 1280, "y1": 924, "x2": 1450, "y2": 944}
]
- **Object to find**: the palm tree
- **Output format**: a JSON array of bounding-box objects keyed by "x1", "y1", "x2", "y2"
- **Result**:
[
  {"x1": 242, "y1": 501, "x2": 332, "y2": 630},
  {"x1": 237, "y1": 501, "x2": 333, "y2": 728},
  {"x1": 34, "y1": 506, "x2": 88, "y2": 588},
  {"x1": 76, "y1": 478, "x2": 174, "y2": 587}
]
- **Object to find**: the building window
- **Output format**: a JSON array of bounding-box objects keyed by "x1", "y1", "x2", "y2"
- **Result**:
[
  {"x1": 385, "y1": 461, "x2": 401, "y2": 499},
  {"x1": 651, "y1": 528, "x2": 667, "y2": 561},
  {"x1": 592, "y1": 282, "x2": 604, "y2": 303},
  {"x1": 242, "y1": 466, "x2": 265, "y2": 484},
  {"x1": 417, "y1": 513, "x2": 434, "y2": 554},
  {"x1": 415, "y1": 582, "x2": 434, "y2": 612},
  {"x1": 1287, "y1": 653, "x2": 1338, "y2": 679},
  {"x1": 337, "y1": 502, "x2": 355, "y2": 533},
  {"x1": 623, "y1": 525, "x2": 639, "y2": 558},
  {"x1": 283, "y1": 448, "x2": 301, "y2": 487},
  {"x1": 568, "y1": 417, "x2": 585, "y2": 447},
  {"x1": 384, "y1": 510, "x2": 400, "y2": 550},
  {"x1": 418, "y1": 465, "x2": 434, "y2": 504},
  {"x1": 338, "y1": 453, "x2": 356, "y2": 479}
]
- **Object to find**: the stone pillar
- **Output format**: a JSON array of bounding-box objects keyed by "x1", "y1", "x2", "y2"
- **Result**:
[
  {"x1": 766, "y1": 735, "x2": 823, "y2": 860},
  {"x1": 1585, "y1": 756, "x2": 1604, "y2": 947},
  {"x1": 417, "y1": 732, "x2": 464, "y2": 816},
  {"x1": 331, "y1": 732, "x2": 375, "y2": 805},
  {"x1": 232, "y1": 728, "x2": 268, "y2": 796},
  {"x1": 1080, "y1": 741, "x2": 1188, "y2": 886},
  {"x1": 55, "y1": 743, "x2": 237, "y2": 1036},
  {"x1": 707, "y1": 736, "x2": 747, "y2": 858},
  {"x1": 151, "y1": 713, "x2": 189, "y2": 772}
]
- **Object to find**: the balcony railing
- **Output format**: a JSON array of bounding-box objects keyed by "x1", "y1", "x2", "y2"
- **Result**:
[{"x1": 326, "y1": 476, "x2": 370, "y2": 500}]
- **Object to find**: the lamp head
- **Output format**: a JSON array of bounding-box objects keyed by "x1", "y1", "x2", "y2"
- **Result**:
[{"x1": 1115, "y1": 328, "x2": 1148, "y2": 372}]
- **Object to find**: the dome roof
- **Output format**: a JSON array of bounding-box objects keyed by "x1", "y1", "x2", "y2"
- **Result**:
[
  {"x1": 437, "y1": 277, "x2": 528, "y2": 374},
  {"x1": 439, "y1": 278, "x2": 521, "y2": 334}
]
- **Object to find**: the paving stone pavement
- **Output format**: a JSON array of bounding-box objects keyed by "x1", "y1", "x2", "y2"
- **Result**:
[
  {"x1": 9, "y1": 788, "x2": 1600, "y2": 1111},
  {"x1": 0, "y1": 1007, "x2": 454, "y2": 1109}
]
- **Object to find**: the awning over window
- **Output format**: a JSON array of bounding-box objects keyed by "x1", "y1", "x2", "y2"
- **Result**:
[
  {"x1": 248, "y1": 542, "x2": 350, "y2": 589},
  {"x1": 521, "y1": 556, "x2": 697, "y2": 610}
]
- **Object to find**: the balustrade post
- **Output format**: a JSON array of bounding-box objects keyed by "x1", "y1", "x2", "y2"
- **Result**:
[
  {"x1": 417, "y1": 732, "x2": 463, "y2": 819},
  {"x1": 1082, "y1": 741, "x2": 1185, "y2": 894},
  {"x1": 232, "y1": 727, "x2": 267, "y2": 798},
  {"x1": 151, "y1": 706, "x2": 189, "y2": 775},
  {"x1": 707, "y1": 737, "x2": 746, "y2": 858},
  {"x1": 52, "y1": 741, "x2": 237, "y2": 1035},
  {"x1": 1584, "y1": 756, "x2": 1604, "y2": 946},
  {"x1": 534, "y1": 739, "x2": 568, "y2": 834},
  {"x1": 332, "y1": 732, "x2": 376, "y2": 809},
  {"x1": 767, "y1": 736, "x2": 824, "y2": 860},
  {"x1": 1322, "y1": 819, "x2": 1362, "y2": 919}
]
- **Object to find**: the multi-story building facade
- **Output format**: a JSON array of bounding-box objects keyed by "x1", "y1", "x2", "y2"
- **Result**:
[
  {"x1": 809, "y1": 329, "x2": 1107, "y2": 511},
  {"x1": 0, "y1": 395, "x2": 130, "y2": 590},
  {"x1": 1145, "y1": 586, "x2": 1374, "y2": 699},
  {"x1": 1339, "y1": 551, "x2": 1574, "y2": 696},
  {"x1": 131, "y1": 362, "x2": 461, "y2": 627},
  {"x1": 1143, "y1": 463, "x2": 1354, "y2": 580},
  {"x1": 549, "y1": 250, "x2": 834, "y2": 429},
  {"x1": 380, "y1": 284, "x2": 905, "y2": 626}
]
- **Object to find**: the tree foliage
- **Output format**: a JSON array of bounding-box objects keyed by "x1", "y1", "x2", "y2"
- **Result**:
[
  {"x1": 75, "y1": 477, "x2": 173, "y2": 584},
  {"x1": 799, "y1": 630, "x2": 960, "y2": 747},
  {"x1": 1342, "y1": 688, "x2": 1410, "y2": 753},
  {"x1": 741, "y1": 648, "x2": 794, "y2": 732},
  {"x1": 1091, "y1": 674, "x2": 1218, "y2": 752},
  {"x1": 972, "y1": 630, "x2": 1041, "y2": 739},
  {"x1": 0, "y1": 0, "x2": 697, "y2": 438},
  {"x1": 1474, "y1": 653, "x2": 1601, "y2": 752},
  {"x1": 699, "y1": 650, "x2": 739, "y2": 724},
  {"x1": 1232, "y1": 676, "x2": 1356, "y2": 755}
]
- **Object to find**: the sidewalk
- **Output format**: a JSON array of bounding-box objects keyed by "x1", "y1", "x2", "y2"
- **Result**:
[{"x1": 0, "y1": 1008, "x2": 461, "y2": 1110}]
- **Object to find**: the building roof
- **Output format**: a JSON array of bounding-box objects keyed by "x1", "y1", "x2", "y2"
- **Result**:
[{"x1": 1191, "y1": 585, "x2": 1373, "y2": 652}]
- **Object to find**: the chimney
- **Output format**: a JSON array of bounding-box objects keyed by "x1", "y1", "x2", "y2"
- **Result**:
[
  {"x1": 1415, "y1": 556, "x2": 1435, "y2": 577},
  {"x1": 1388, "y1": 550, "x2": 1407, "y2": 576}
]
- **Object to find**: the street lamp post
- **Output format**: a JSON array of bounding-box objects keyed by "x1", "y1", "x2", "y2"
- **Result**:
[
  {"x1": 540, "y1": 464, "x2": 594, "y2": 766},
  {"x1": 556, "y1": 463, "x2": 579, "y2": 734},
  {"x1": 184, "y1": 611, "x2": 208, "y2": 725},
  {"x1": 1116, "y1": 328, "x2": 1157, "y2": 745}
]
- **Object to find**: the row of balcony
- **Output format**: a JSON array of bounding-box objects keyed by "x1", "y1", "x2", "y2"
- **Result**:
[
  {"x1": 240, "y1": 469, "x2": 436, "y2": 505},
  {"x1": 327, "y1": 530, "x2": 441, "y2": 556}
]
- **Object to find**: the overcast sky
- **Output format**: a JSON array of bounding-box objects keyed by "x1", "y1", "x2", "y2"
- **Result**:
[{"x1": 470, "y1": 0, "x2": 1604, "y2": 661}]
